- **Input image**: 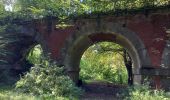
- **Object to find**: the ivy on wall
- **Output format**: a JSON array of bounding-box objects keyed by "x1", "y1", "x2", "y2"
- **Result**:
[{"x1": 14, "y1": 0, "x2": 169, "y2": 19}]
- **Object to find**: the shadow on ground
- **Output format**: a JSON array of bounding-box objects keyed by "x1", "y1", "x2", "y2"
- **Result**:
[{"x1": 80, "y1": 81, "x2": 127, "y2": 100}]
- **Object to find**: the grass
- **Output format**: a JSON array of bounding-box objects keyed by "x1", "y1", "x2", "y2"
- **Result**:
[
  {"x1": 0, "y1": 86, "x2": 68, "y2": 100},
  {"x1": 0, "y1": 85, "x2": 170, "y2": 100},
  {"x1": 123, "y1": 84, "x2": 170, "y2": 100},
  {"x1": 0, "y1": 86, "x2": 39, "y2": 100},
  {"x1": 0, "y1": 86, "x2": 74, "y2": 100}
]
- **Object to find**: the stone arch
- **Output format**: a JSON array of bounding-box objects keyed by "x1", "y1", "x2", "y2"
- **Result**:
[
  {"x1": 11, "y1": 36, "x2": 37, "y2": 74},
  {"x1": 63, "y1": 20, "x2": 152, "y2": 84},
  {"x1": 6, "y1": 26, "x2": 43, "y2": 75},
  {"x1": 0, "y1": 34, "x2": 37, "y2": 85}
]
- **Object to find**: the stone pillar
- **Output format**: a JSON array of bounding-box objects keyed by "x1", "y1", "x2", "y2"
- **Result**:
[
  {"x1": 166, "y1": 29, "x2": 170, "y2": 36},
  {"x1": 67, "y1": 69, "x2": 80, "y2": 84},
  {"x1": 133, "y1": 68, "x2": 142, "y2": 85},
  {"x1": 160, "y1": 29, "x2": 170, "y2": 90},
  {"x1": 133, "y1": 74, "x2": 142, "y2": 85}
]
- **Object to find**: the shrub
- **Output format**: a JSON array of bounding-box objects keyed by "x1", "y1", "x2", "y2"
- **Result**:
[
  {"x1": 123, "y1": 84, "x2": 169, "y2": 100},
  {"x1": 15, "y1": 56, "x2": 82, "y2": 99}
]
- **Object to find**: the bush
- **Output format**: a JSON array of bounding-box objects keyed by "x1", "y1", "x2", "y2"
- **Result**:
[
  {"x1": 123, "y1": 84, "x2": 169, "y2": 100},
  {"x1": 15, "y1": 56, "x2": 82, "y2": 99}
]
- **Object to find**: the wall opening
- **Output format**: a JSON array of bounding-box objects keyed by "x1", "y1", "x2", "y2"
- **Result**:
[
  {"x1": 79, "y1": 41, "x2": 133, "y2": 86},
  {"x1": 26, "y1": 44, "x2": 43, "y2": 65},
  {"x1": 13, "y1": 44, "x2": 43, "y2": 75},
  {"x1": 65, "y1": 33, "x2": 144, "y2": 86}
]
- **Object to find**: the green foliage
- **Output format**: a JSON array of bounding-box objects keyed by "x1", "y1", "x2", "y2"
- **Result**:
[
  {"x1": 123, "y1": 84, "x2": 170, "y2": 100},
  {"x1": 15, "y1": 0, "x2": 85, "y2": 19},
  {"x1": 15, "y1": 56, "x2": 82, "y2": 99},
  {"x1": 0, "y1": 91, "x2": 38, "y2": 100},
  {"x1": 80, "y1": 42, "x2": 128, "y2": 84},
  {"x1": 0, "y1": 85, "x2": 75, "y2": 100},
  {"x1": 13, "y1": 0, "x2": 169, "y2": 20},
  {"x1": 26, "y1": 45, "x2": 43, "y2": 65},
  {"x1": 0, "y1": 1, "x2": 5, "y2": 12}
]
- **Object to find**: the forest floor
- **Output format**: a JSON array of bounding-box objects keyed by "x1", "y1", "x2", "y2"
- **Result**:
[
  {"x1": 0, "y1": 81, "x2": 127, "y2": 100},
  {"x1": 80, "y1": 81, "x2": 127, "y2": 100}
]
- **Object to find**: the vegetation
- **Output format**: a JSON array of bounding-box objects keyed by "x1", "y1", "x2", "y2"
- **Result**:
[
  {"x1": 0, "y1": 43, "x2": 82, "y2": 99},
  {"x1": 123, "y1": 84, "x2": 170, "y2": 100},
  {"x1": 0, "y1": 89, "x2": 38, "y2": 100},
  {"x1": 16, "y1": 55, "x2": 82, "y2": 99},
  {"x1": 0, "y1": 0, "x2": 169, "y2": 64},
  {"x1": 80, "y1": 42, "x2": 128, "y2": 84},
  {"x1": 0, "y1": 0, "x2": 170, "y2": 99},
  {"x1": 26, "y1": 45, "x2": 43, "y2": 65},
  {"x1": 14, "y1": 0, "x2": 169, "y2": 19}
]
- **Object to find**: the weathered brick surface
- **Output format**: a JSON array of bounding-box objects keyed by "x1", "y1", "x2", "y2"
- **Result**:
[{"x1": 1, "y1": 9, "x2": 170, "y2": 89}]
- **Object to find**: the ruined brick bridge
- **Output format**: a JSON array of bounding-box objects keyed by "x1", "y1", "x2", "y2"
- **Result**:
[{"x1": 3, "y1": 6, "x2": 170, "y2": 90}]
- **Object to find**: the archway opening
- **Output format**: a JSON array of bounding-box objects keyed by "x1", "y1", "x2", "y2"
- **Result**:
[
  {"x1": 11, "y1": 44, "x2": 43, "y2": 77},
  {"x1": 14, "y1": 44, "x2": 43, "y2": 74},
  {"x1": 26, "y1": 44, "x2": 43, "y2": 65},
  {"x1": 65, "y1": 33, "x2": 144, "y2": 86},
  {"x1": 79, "y1": 41, "x2": 133, "y2": 86}
]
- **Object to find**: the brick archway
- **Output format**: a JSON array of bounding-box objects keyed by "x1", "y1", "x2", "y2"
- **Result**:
[{"x1": 63, "y1": 22, "x2": 152, "y2": 84}]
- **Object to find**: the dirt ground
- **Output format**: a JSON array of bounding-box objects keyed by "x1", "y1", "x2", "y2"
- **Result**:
[{"x1": 80, "y1": 81, "x2": 127, "y2": 100}]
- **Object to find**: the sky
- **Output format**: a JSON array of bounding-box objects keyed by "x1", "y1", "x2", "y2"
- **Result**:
[
  {"x1": 5, "y1": 4, "x2": 12, "y2": 11},
  {"x1": 3, "y1": 0, "x2": 15, "y2": 11}
]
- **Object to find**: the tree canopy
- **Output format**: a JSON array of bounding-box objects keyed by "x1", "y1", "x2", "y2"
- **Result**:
[{"x1": 1, "y1": 0, "x2": 169, "y2": 19}]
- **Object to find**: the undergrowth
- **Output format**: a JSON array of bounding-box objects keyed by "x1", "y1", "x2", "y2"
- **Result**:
[
  {"x1": 15, "y1": 56, "x2": 82, "y2": 100},
  {"x1": 122, "y1": 84, "x2": 170, "y2": 100}
]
